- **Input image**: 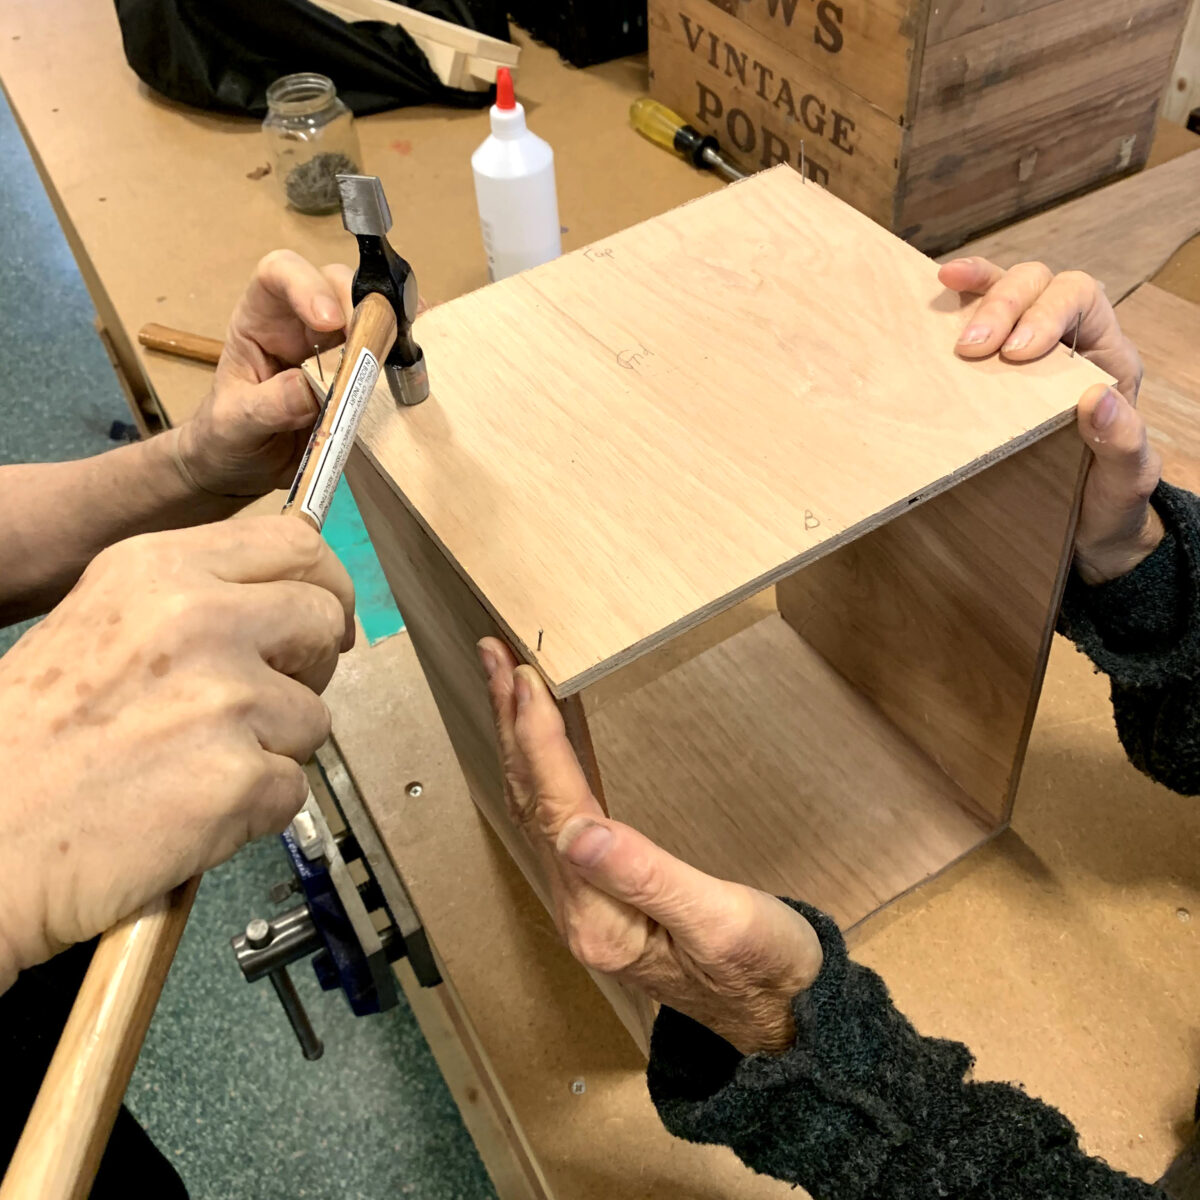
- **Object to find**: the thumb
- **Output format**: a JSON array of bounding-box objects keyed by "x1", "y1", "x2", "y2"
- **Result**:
[
  {"x1": 246, "y1": 368, "x2": 322, "y2": 435},
  {"x1": 557, "y1": 815, "x2": 738, "y2": 943},
  {"x1": 1076, "y1": 384, "x2": 1161, "y2": 511},
  {"x1": 511, "y1": 666, "x2": 605, "y2": 839}
]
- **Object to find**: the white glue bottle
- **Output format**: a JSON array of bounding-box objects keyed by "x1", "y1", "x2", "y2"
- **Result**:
[{"x1": 471, "y1": 68, "x2": 561, "y2": 282}]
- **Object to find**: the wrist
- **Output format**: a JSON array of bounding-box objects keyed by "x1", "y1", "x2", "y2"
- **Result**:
[
  {"x1": 1074, "y1": 506, "x2": 1166, "y2": 585},
  {"x1": 157, "y1": 425, "x2": 252, "y2": 520}
]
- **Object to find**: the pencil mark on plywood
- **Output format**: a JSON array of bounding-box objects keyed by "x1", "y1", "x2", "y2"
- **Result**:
[{"x1": 616, "y1": 345, "x2": 657, "y2": 372}]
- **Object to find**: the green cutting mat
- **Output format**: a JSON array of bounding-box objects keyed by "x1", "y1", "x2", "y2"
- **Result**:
[{"x1": 323, "y1": 478, "x2": 404, "y2": 645}]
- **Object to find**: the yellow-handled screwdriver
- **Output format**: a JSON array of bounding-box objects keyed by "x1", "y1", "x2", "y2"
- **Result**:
[{"x1": 630, "y1": 97, "x2": 747, "y2": 183}]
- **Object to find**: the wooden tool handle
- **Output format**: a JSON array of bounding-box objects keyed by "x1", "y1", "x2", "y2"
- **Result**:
[
  {"x1": 0, "y1": 881, "x2": 200, "y2": 1200},
  {"x1": 138, "y1": 322, "x2": 224, "y2": 365},
  {"x1": 0, "y1": 292, "x2": 399, "y2": 1200},
  {"x1": 282, "y1": 292, "x2": 398, "y2": 531}
]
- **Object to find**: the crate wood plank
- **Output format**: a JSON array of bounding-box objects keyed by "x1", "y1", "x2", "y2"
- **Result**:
[
  {"x1": 1162, "y1": 0, "x2": 1200, "y2": 124},
  {"x1": 924, "y1": 0, "x2": 1062, "y2": 44},
  {"x1": 647, "y1": 0, "x2": 905, "y2": 220},
  {"x1": 945, "y1": 146, "x2": 1200, "y2": 303},
  {"x1": 699, "y1": 0, "x2": 928, "y2": 122},
  {"x1": 897, "y1": 0, "x2": 1188, "y2": 249},
  {"x1": 353, "y1": 166, "x2": 1109, "y2": 697},
  {"x1": 344, "y1": 446, "x2": 657, "y2": 1050},
  {"x1": 1115, "y1": 284, "x2": 1200, "y2": 493},
  {"x1": 778, "y1": 425, "x2": 1084, "y2": 826}
]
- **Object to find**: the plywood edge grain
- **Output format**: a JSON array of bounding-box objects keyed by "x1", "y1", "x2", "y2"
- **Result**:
[
  {"x1": 991, "y1": 439, "x2": 1090, "y2": 824},
  {"x1": 349, "y1": 406, "x2": 1091, "y2": 699}
]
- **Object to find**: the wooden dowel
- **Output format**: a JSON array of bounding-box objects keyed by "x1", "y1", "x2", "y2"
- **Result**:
[
  {"x1": 0, "y1": 881, "x2": 199, "y2": 1200},
  {"x1": 137, "y1": 322, "x2": 224, "y2": 365},
  {"x1": 0, "y1": 292, "x2": 399, "y2": 1200}
]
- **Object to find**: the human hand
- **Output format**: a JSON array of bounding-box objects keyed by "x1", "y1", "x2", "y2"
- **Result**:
[
  {"x1": 478, "y1": 638, "x2": 823, "y2": 1056},
  {"x1": 938, "y1": 257, "x2": 1163, "y2": 584},
  {"x1": 0, "y1": 517, "x2": 355, "y2": 988},
  {"x1": 173, "y1": 250, "x2": 354, "y2": 498}
]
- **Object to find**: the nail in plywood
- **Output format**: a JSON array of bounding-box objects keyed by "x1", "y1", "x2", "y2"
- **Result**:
[{"x1": 344, "y1": 168, "x2": 1108, "y2": 1044}]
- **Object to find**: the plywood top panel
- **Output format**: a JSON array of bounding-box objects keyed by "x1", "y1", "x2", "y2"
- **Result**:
[{"x1": 355, "y1": 166, "x2": 1110, "y2": 694}]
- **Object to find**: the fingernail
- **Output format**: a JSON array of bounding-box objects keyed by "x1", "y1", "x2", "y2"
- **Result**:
[
  {"x1": 1092, "y1": 387, "x2": 1119, "y2": 431},
  {"x1": 945, "y1": 257, "x2": 974, "y2": 266},
  {"x1": 284, "y1": 376, "x2": 317, "y2": 417},
  {"x1": 513, "y1": 670, "x2": 532, "y2": 709},
  {"x1": 958, "y1": 324, "x2": 991, "y2": 346},
  {"x1": 313, "y1": 297, "x2": 340, "y2": 326},
  {"x1": 558, "y1": 817, "x2": 613, "y2": 867},
  {"x1": 477, "y1": 642, "x2": 498, "y2": 679},
  {"x1": 1002, "y1": 324, "x2": 1033, "y2": 352}
]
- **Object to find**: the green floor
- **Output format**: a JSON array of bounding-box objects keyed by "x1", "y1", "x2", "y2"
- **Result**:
[{"x1": 0, "y1": 89, "x2": 496, "y2": 1200}]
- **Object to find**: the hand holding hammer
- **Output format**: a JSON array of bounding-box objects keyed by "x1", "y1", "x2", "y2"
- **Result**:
[{"x1": 0, "y1": 175, "x2": 428, "y2": 1200}]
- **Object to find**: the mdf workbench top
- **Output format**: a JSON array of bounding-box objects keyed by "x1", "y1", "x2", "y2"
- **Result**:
[{"x1": 351, "y1": 166, "x2": 1110, "y2": 696}]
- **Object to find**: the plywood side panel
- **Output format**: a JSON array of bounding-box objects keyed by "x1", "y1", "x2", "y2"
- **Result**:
[
  {"x1": 593, "y1": 615, "x2": 990, "y2": 930},
  {"x1": 778, "y1": 426, "x2": 1084, "y2": 825},
  {"x1": 898, "y1": 0, "x2": 1187, "y2": 249},
  {"x1": 345, "y1": 447, "x2": 654, "y2": 1049}
]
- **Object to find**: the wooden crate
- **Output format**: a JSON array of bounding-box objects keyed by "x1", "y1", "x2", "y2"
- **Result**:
[
  {"x1": 341, "y1": 168, "x2": 1108, "y2": 1048},
  {"x1": 648, "y1": 0, "x2": 1191, "y2": 251}
]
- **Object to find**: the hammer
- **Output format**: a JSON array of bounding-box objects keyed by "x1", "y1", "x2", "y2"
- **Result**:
[{"x1": 0, "y1": 175, "x2": 426, "y2": 1200}]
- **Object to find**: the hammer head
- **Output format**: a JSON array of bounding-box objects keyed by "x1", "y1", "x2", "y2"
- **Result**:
[{"x1": 336, "y1": 174, "x2": 428, "y2": 407}]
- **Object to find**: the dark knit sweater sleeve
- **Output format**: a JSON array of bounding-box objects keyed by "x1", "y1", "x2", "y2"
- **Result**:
[
  {"x1": 1057, "y1": 481, "x2": 1200, "y2": 794},
  {"x1": 647, "y1": 901, "x2": 1162, "y2": 1199}
]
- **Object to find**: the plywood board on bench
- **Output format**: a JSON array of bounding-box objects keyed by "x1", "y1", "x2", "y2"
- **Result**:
[
  {"x1": 1115, "y1": 284, "x2": 1200, "y2": 492},
  {"x1": 355, "y1": 166, "x2": 1109, "y2": 698}
]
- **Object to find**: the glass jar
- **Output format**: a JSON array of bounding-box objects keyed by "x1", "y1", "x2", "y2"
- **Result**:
[{"x1": 262, "y1": 73, "x2": 362, "y2": 215}]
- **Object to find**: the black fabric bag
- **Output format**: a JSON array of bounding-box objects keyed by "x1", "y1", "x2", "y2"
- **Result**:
[{"x1": 113, "y1": 0, "x2": 508, "y2": 116}]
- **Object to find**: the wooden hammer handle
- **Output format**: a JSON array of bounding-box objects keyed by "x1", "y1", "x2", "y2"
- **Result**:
[
  {"x1": 138, "y1": 322, "x2": 225, "y2": 365},
  {"x1": 0, "y1": 293, "x2": 399, "y2": 1200}
]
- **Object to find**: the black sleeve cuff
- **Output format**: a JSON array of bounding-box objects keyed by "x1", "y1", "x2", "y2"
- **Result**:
[
  {"x1": 1059, "y1": 481, "x2": 1200, "y2": 687},
  {"x1": 647, "y1": 900, "x2": 973, "y2": 1193},
  {"x1": 647, "y1": 900, "x2": 1164, "y2": 1199}
]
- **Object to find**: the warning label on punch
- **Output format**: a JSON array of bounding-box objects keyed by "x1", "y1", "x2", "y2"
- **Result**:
[{"x1": 299, "y1": 346, "x2": 379, "y2": 528}]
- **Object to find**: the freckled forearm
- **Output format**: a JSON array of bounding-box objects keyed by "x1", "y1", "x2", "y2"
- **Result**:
[{"x1": 0, "y1": 432, "x2": 248, "y2": 624}]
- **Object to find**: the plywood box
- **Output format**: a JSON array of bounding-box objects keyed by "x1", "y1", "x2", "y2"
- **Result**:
[
  {"x1": 341, "y1": 168, "x2": 1110, "y2": 1048},
  {"x1": 648, "y1": 0, "x2": 1191, "y2": 251}
]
